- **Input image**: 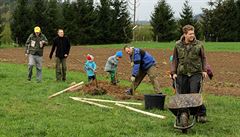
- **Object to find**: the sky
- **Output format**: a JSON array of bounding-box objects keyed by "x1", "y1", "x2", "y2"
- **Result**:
[{"x1": 133, "y1": 0, "x2": 210, "y2": 21}]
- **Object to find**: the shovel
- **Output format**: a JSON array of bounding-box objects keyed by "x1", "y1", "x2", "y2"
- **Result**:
[{"x1": 94, "y1": 72, "x2": 98, "y2": 88}]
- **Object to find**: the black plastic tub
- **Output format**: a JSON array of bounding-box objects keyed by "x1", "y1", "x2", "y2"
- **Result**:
[{"x1": 144, "y1": 94, "x2": 166, "y2": 110}]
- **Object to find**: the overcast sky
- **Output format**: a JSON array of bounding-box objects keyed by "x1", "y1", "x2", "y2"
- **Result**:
[{"x1": 133, "y1": 0, "x2": 209, "y2": 21}]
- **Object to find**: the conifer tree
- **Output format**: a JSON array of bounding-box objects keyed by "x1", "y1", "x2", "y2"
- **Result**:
[
  {"x1": 11, "y1": 0, "x2": 33, "y2": 46},
  {"x1": 150, "y1": 0, "x2": 177, "y2": 42}
]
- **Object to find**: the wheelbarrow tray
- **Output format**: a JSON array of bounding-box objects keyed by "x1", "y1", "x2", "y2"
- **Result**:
[{"x1": 168, "y1": 93, "x2": 203, "y2": 116}]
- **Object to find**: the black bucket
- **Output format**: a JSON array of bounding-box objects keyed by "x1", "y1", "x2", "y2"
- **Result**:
[{"x1": 144, "y1": 94, "x2": 166, "y2": 110}]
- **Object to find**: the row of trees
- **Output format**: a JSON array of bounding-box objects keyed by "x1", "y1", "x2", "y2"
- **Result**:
[
  {"x1": 201, "y1": 0, "x2": 240, "y2": 42},
  {"x1": 3, "y1": 0, "x2": 240, "y2": 45},
  {"x1": 11, "y1": 0, "x2": 132, "y2": 46},
  {"x1": 0, "y1": 16, "x2": 3, "y2": 43},
  {"x1": 150, "y1": 0, "x2": 203, "y2": 42},
  {"x1": 150, "y1": 0, "x2": 240, "y2": 42}
]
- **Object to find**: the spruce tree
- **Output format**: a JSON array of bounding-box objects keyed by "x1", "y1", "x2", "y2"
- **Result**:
[
  {"x1": 110, "y1": 0, "x2": 132, "y2": 43},
  {"x1": 211, "y1": 0, "x2": 224, "y2": 41},
  {"x1": 178, "y1": 0, "x2": 201, "y2": 39},
  {"x1": 75, "y1": 0, "x2": 97, "y2": 44},
  {"x1": 201, "y1": 8, "x2": 215, "y2": 41},
  {"x1": 236, "y1": 0, "x2": 240, "y2": 41},
  {"x1": 211, "y1": 0, "x2": 237, "y2": 41},
  {"x1": 10, "y1": 0, "x2": 33, "y2": 46},
  {"x1": 31, "y1": 0, "x2": 48, "y2": 34},
  {"x1": 0, "y1": 16, "x2": 3, "y2": 44},
  {"x1": 61, "y1": 0, "x2": 79, "y2": 44},
  {"x1": 84, "y1": 0, "x2": 98, "y2": 44},
  {"x1": 150, "y1": 0, "x2": 177, "y2": 42},
  {"x1": 220, "y1": 0, "x2": 238, "y2": 41},
  {"x1": 95, "y1": 0, "x2": 112, "y2": 44},
  {"x1": 179, "y1": 0, "x2": 194, "y2": 26},
  {"x1": 45, "y1": 0, "x2": 62, "y2": 44}
]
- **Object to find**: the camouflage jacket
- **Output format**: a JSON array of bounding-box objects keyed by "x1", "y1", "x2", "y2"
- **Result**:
[
  {"x1": 171, "y1": 36, "x2": 207, "y2": 76},
  {"x1": 25, "y1": 33, "x2": 48, "y2": 56}
]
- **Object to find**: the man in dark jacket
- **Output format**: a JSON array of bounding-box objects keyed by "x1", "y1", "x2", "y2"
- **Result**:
[
  {"x1": 25, "y1": 26, "x2": 48, "y2": 82},
  {"x1": 171, "y1": 24, "x2": 208, "y2": 123},
  {"x1": 124, "y1": 45, "x2": 161, "y2": 95},
  {"x1": 49, "y1": 29, "x2": 71, "y2": 81}
]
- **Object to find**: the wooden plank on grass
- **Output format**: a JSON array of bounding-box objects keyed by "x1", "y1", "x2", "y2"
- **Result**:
[
  {"x1": 70, "y1": 97, "x2": 113, "y2": 109},
  {"x1": 48, "y1": 81, "x2": 84, "y2": 99},
  {"x1": 70, "y1": 97, "x2": 142, "y2": 106},
  {"x1": 115, "y1": 103, "x2": 166, "y2": 119}
]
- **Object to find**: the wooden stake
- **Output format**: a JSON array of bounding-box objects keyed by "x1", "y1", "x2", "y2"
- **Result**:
[
  {"x1": 115, "y1": 103, "x2": 166, "y2": 119},
  {"x1": 48, "y1": 81, "x2": 84, "y2": 99},
  {"x1": 70, "y1": 97, "x2": 142, "y2": 106},
  {"x1": 70, "y1": 97, "x2": 113, "y2": 109}
]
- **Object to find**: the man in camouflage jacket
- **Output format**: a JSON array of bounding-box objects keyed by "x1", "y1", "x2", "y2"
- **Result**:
[
  {"x1": 25, "y1": 26, "x2": 48, "y2": 82},
  {"x1": 171, "y1": 25, "x2": 208, "y2": 123}
]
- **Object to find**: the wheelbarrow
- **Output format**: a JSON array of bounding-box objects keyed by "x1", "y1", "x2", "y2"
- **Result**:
[{"x1": 168, "y1": 80, "x2": 203, "y2": 133}]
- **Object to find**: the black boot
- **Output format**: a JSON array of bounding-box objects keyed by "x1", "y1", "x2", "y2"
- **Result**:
[{"x1": 125, "y1": 89, "x2": 133, "y2": 95}]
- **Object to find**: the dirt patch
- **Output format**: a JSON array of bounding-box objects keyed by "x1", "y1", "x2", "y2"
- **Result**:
[
  {"x1": 0, "y1": 46, "x2": 239, "y2": 96},
  {"x1": 80, "y1": 81, "x2": 144, "y2": 100}
]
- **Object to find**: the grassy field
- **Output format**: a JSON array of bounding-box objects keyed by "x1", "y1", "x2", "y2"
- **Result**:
[
  {"x1": 0, "y1": 62, "x2": 240, "y2": 137},
  {"x1": 1, "y1": 42, "x2": 240, "y2": 52},
  {"x1": 86, "y1": 42, "x2": 240, "y2": 52}
]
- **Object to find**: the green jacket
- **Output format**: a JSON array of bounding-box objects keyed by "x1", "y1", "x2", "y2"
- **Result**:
[
  {"x1": 25, "y1": 33, "x2": 48, "y2": 56},
  {"x1": 171, "y1": 36, "x2": 207, "y2": 76}
]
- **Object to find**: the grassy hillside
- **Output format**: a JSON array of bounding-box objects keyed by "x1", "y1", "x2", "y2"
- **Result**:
[{"x1": 0, "y1": 63, "x2": 239, "y2": 136}]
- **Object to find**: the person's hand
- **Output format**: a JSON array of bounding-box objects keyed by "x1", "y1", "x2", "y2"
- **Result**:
[
  {"x1": 40, "y1": 41, "x2": 47, "y2": 48},
  {"x1": 202, "y1": 72, "x2": 208, "y2": 78},
  {"x1": 64, "y1": 54, "x2": 68, "y2": 57},
  {"x1": 41, "y1": 40, "x2": 47, "y2": 44},
  {"x1": 131, "y1": 62, "x2": 134, "y2": 67},
  {"x1": 131, "y1": 76, "x2": 135, "y2": 82},
  {"x1": 25, "y1": 54, "x2": 28, "y2": 57},
  {"x1": 172, "y1": 74, "x2": 177, "y2": 80}
]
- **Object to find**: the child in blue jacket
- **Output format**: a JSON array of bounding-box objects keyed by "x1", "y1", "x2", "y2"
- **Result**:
[
  {"x1": 84, "y1": 54, "x2": 97, "y2": 82},
  {"x1": 104, "y1": 51, "x2": 122, "y2": 85}
]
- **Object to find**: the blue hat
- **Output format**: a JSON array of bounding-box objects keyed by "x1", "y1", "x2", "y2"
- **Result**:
[{"x1": 116, "y1": 51, "x2": 123, "y2": 57}]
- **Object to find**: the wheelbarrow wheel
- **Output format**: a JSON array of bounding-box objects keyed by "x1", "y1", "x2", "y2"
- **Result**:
[
  {"x1": 182, "y1": 129, "x2": 188, "y2": 133},
  {"x1": 180, "y1": 112, "x2": 189, "y2": 127}
]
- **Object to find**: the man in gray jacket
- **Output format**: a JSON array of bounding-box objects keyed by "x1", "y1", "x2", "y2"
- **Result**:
[
  {"x1": 104, "y1": 51, "x2": 122, "y2": 85},
  {"x1": 25, "y1": 26, "x2": 48, "y2": 82}
]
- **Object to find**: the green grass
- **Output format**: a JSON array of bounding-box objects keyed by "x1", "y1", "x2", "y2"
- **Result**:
[
  {"x1": 0, "y1": 62, "x2": 240, "y2": 137},
  {"x1": 86, "y1": 42, "x2": 240, "y2": 52},
  {"x1": 1, "y1": 42, "x2": 240, "y2": 52},
  {"x1": 134, "y1": 25, "x2": 153, "y2": 41}
]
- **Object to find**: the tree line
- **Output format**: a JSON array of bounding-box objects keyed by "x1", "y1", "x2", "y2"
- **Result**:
[
  {"x1": 1, "y1": 0, "x2": 240, "y2": 46},
  {"x1": 9, "y1": 0, "x2": 132, "y2": 46},
  {"x1": 151, "y1": 0, "x2": 240, "y2": 42}
]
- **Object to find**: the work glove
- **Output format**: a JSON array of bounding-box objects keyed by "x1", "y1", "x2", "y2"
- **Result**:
[
  {"x1": 131, "y1": 76, "x2": 135, "y2": 82},
  {"x1": 172, "y1": 74, "x2": 177, "y2": 80},
  {"x1": 202, "y1": 72, "x2": 208, "y2": 78}
]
